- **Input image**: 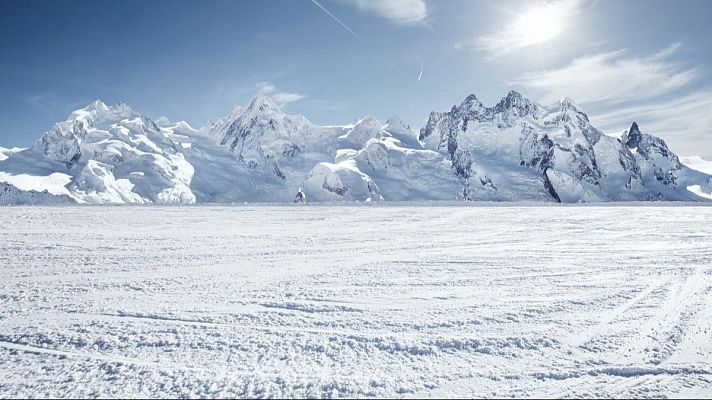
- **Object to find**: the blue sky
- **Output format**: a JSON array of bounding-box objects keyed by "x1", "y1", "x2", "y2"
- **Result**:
[{"x1": 1, "y1": 0, "x2": 711, "y2": 156}]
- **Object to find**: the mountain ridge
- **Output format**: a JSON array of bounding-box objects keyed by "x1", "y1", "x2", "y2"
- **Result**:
[{"x1": 1, "y1": 91, "x2": 710, "y2": 204}]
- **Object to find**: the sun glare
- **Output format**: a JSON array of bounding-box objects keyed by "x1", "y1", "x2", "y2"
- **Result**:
[{"x1": 514, "y1": 4, "x2": 566, "y2": 46}]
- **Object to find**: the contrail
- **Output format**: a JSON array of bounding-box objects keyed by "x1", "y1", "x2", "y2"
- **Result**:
[
  {"x1": 310, "y1": 0, "x2": 362, "y2": 41},
  {"x1": 418, "y1": 63, "x2": 424, "y2": 82},
  {"x1": 390, "y1": 64, "x2": 405, "y2": 75}
]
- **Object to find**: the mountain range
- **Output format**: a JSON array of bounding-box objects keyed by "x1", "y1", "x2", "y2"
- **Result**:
[{"x1": 1, "y1": 91, "x2": 711, "y2": 204}]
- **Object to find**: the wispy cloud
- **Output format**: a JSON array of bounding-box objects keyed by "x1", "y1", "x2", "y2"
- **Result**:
[
  {"x1": 590, "y1": 89, "x2": 712, "y2": 156},
  {"x1": 459, "y1": 0, "x2": 588, "y2": 57},
  {"x1": 23, "y1": 91, "x2": 60, "y2": 107},
  {"x1": 510, "y1": 42, "x2": 708, "y2": 155},
  {"x1": 309, "y1": 0, "x2": 427, "y2": 44},
  {"x1": 310, "y1": 0, "x2": 362, "y2": 41},
  {"x1": 337, "y1": 0, "x2": 428, "y2": 25},
  {"x1": 22, "y1": 91, "x2": 92, "y2": 115},
  {"x1": 255, "y1": 82, "x2": 306, "y2": 107},
  {"x1": 511, "y1": 43, "x2": 698, "y2": 104}
]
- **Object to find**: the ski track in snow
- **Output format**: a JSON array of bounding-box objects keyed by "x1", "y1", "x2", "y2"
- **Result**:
[{"x1": 0, "y1": 205, "x2": 711, "y2": 398}]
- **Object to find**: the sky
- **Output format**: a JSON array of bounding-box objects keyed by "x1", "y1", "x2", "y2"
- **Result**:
[{"x1": 1, "y1": 0, "x2": 711, "y2": 156}]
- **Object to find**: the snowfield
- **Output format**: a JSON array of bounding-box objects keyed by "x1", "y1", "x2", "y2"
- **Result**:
[{"x1": 1, "y1": 205, "x2": 711, "y2": 398}]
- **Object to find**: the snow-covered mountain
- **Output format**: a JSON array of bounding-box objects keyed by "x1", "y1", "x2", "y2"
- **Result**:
[
  {"x1": 0, "y1": 92, "x2": 710, "y2": 204},
  {"x1": 1, "y1": 100, "x2": 194, "y2": 204},
  {"x1": 420, "y1": 91, "x2": 711, "y2": 202}
]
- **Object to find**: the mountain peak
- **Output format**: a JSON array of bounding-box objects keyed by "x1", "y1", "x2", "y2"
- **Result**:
[
  {"x1": 71, "y1": 99, "x2": 131, "y2": 123},
  {"x1": 352, "y1": 115, "x2": 383, "y2": 129},
  {"x1": 462, "y1": 93, "x2": 480, "y2": 105},
  {"x1": 560, "y1": 97, "x2": 579, "y2": 109},
  {"x1": 246, "y1": 95, "x2": 279, "y2": 113},
  {"x1": 506, "y1": 90, "x2": 524, "y2": 100},
  {"x1": 459, "y1": 94, "x2": 484, "y2": 111},
  {"x1": 384, "y1": 115, "x2": 409, "y2": 133},
  {"x1": 500, "y1": 90, "x2": 531, "y2": 108},
  {"x1": 79, "y1": 99, "x2": 135, "y2": 115},
  {"x1": 495, "y1": 90, "x2": 538, "y2": 116},
  {"x1": 626, "y1": 122, "x2": 643, "y2": 149},
  {"x1": 83, "y1": 99, "x2": 109, "y2": 113},
  {"x1": 339, "y1": 115, "x2": 384, "y2": 147}
]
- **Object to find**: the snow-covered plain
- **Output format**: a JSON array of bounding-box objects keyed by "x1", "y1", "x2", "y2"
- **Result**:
[{"x1": 1, "y1": 205, "x2": 711, "y2": 398}]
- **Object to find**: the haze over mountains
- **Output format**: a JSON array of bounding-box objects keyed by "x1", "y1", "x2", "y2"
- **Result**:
[{"x1": 1, "y1": 91, "x2": 711, "y2": 205}]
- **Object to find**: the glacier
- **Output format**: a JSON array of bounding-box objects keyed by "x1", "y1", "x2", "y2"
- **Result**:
[{"x1": 1, "y1": 91, "x2": 710, "y2": 204}]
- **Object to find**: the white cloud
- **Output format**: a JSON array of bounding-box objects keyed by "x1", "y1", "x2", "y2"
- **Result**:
[
  {"x1": 511, "y1": 43, "x2": 698, "y2": 104},
  {"x1": 271, "y1": 92, "x2": 306, "y2": 105},
  {"x1": 511, "y1": 43, "x2": 708, "y2": 156},
  {"x1": 255, "y1": 83, "x2": 277, "y2": 95},
  {"x1": 337, "y1": 0, "x2": 427, "y2": 25},
  {"x1": 23, "y1": 92, "x2": 59, "y2": 107},
  {"x1": 590, "y1": 89, "x2": 712, "y2": 157},
  {"x1": 465, "y1": 0, "x2": 587, "y2": 57},
  {"x1": 255, "y1": 82, "x2": 306, "y2": 107},
  {"x1": 22, "y1": 92, "x2": 92, "y2": 116}
]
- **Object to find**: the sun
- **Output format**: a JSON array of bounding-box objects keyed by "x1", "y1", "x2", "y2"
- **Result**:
[
  {"x1": 474, "y1": 0, "x2": 578, "y2": 56},
  {"x1": 514, "y1": 3, "x2": 567, "y2": 46}
]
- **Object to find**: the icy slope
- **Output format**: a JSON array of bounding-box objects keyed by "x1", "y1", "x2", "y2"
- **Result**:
[
  {"x1": 680, "y1": 156, "x2": 712, "y2": 199},
  {"x1": 1, "y1": 93, "x2": 711, "y2": 204},
  {"x1": 343, "y1": 118, "x2": 462, "y2": 201},
  {"x1": 166, "y1": 120, "x2": 294, "y2": 203}
]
